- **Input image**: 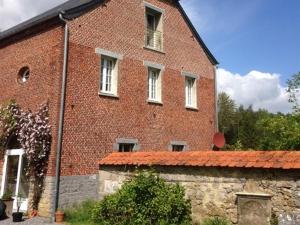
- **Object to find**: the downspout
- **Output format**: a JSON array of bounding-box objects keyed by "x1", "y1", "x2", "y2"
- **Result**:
[
  {"x1": 214, "y1": 65, "x2": 219, "y2": 132},
  {"x1": 52, "y1": 12, "x2": 69, "y2": 222}
]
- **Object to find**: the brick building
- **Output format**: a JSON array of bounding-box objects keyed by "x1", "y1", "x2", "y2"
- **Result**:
[{"x1": 0, "y1": 0, "x2": 218, "y2": 217}]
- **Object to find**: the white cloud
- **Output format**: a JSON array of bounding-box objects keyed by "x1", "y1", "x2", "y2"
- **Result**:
[
  {"x1": 0, "y1": 0, "x2": 67, "y2": 31},
  {"x1": 217, "y1": 68, "x2": 292, "y2": 113}
]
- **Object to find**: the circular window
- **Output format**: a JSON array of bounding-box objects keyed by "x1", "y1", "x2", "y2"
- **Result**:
[{"x1": 18, "y1": 67, "x2": 30, "y2": 83}]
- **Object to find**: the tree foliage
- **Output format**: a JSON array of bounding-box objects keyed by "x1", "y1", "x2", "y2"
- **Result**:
[
  {"x1": 287, "y1": 72, "x2": 300, "y2": 113},
  {"x1": 92, "y1": 170, "x2": 192, "y2": 225},
  {"x1": 257, "y1": 114, "x2": 300, "y2": 150},
  {"x1": 218, "y1": 92, "x2": 300, "y2": 151},
  {"x1": 218, "y1": 92, "x2": 237, "y2": 146},
  {"x1": 0, "y1": 100, "x2": 20, "y2": 150}
]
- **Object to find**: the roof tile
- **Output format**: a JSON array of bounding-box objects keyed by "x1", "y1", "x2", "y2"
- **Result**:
[{"x1": 99, "y1": 151, "x2": 300, "y2": 170}]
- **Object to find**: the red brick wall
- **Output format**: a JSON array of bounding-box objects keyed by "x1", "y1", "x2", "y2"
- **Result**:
[
  {"x1": 60, "y1": 0, "x2": 216, "y2": 176},
  {"x1": 0, "y1": 25, "x2": 64, "y2": 176},
  {"x1": 0, "y1": 0, "x2": 216, "y2": 177}
]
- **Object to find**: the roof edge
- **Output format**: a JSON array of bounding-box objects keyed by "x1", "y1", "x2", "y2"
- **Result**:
[
  {"x1": 176, "y1": 2, "x2": 219, "y2": 65},
  {"x1": 0, "y1": 0, "x2": 104, "y2": 42}
]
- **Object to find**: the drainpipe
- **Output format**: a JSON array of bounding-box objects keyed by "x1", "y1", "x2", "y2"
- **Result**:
[
  {"x1": 214, "y1": 65, "x2": 219, "y2": 132},
  {"x1": 52, "y1": 12, "x2": 69, "y2": 222}
]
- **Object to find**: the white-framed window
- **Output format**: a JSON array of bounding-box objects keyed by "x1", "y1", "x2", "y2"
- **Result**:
[
  {"x1": 95, "y1": 48, "x2": 123, "y2": 97},
  {"x1": 184, "y1": 74, "x2": 197, "y2": 108},
  {"x1": 148, "y1": 67, "x2": 162, "y2": 102},
  {"x1": 100, "y1": 56, "x2": 117, "y2": 95},
  {"x1": 144, "y1": 2, "x2": 164, "y2": 51}
]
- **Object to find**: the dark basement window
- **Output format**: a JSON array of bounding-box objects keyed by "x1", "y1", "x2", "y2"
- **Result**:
[
  {"x1": 172, "y1": 145, "x2": 185, "y2": 152},
  {"x1": 119, "y1": 143, "x2": 135, "y2": 152}
]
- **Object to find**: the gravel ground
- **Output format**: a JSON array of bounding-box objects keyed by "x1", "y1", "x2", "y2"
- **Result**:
[{"x1": 1, "y1": 216, "x2": 59, "y2": 224}]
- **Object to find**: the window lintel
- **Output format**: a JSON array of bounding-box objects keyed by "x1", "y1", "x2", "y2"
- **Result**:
[
  {"x1": 143, "y1": 60, "x2": 165, "y2": 70},
  {"x1": 181, "y1": 71, "x2": 199, "y2": 80},
  {"x1": 95, "y1": 48, "x2": 123, "y2": 60},
  {"x1": 144, "y1": 2, "x2": 165, "y2": 14}
]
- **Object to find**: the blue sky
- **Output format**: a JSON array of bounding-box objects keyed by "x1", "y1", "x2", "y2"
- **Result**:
[
  {"x1": 181, "y1": 0, "x2": 300, "y2": 84},
  {"x1": 0, "y1": 0, "x2": 299, "y2": 112}
]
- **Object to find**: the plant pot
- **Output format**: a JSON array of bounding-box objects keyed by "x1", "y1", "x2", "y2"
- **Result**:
[
  {"x1": 12, "y1": 212, "x2": 23, "y2": 222},
  {"x1": 55, "y1": 211, "x2": 64, "y2": 223},
  {"x1": 2, "y1": 199, "x2": 13, "y2": 217},
  {"x1": 28, "y1": 210, "x2": 38, "y2": 219},
  {"x1": 0, "y1": 200, "x2": 6, "y2": 220}
]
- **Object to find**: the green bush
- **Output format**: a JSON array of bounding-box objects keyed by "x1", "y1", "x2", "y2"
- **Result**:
[
  {"x1": 64, "y1": 199, "x2": 96, "y2": 225},
  {"x1": 92, "y1": 170, "x2": 192, "y2": 225},
  {"x1": 270, "y1": 213, "x2": 278, "y2": 225},
  {"x1": 202, "y1": 217, "x2": 231, "y2": 225}
]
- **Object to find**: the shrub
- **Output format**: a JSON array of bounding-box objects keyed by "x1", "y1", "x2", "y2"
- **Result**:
[
  {"x1": 92, "y1": 170, "x2": 192, "y2": 225},
  {"x1": 202, "y1": 217, "x2": 231, "y2": 225},
  {"x1": 270, "y1": 213, "x2": 278, "y2": 225},
  {"x1": 64, "y1": 199, "x2": 97, "y2": 225}
]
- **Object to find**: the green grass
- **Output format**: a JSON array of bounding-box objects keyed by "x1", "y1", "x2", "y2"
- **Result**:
[
  {"x1": 64, "y1": 199, "x2": 97, "y2": 225},
  {"x1": 202, "y1": 217, "x2": 231, "y2": 225}
]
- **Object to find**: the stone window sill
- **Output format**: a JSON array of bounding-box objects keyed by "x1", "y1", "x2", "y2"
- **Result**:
[
  {"x1": 143, "y1": 46, "x2": 165, "y2": 54},
  {"x1": 147, "y1": 99, "x2": 163, "y2": 105},
  {"x1": 99, "y1": 92, "x2": 119, "y2": 99},
  {"x1": 185, "y1": 106, "x2": 198, "y2": 111}
]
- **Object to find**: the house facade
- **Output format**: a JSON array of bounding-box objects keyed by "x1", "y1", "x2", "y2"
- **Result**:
[{"x1": 0, "y1": 0, "x2": 218, "y2": 217}]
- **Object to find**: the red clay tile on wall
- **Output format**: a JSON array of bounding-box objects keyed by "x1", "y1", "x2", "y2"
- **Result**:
[{"x1": 99, "y1": 151, "x2": 300, "y2": 170}]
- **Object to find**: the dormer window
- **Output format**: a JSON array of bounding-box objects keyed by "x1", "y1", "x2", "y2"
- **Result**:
[{"x1": 144, "y1": 3, "x2": 164, "y2": 51}]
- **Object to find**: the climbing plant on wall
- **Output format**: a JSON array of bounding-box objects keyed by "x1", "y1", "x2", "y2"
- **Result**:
[
  {"x1": 0, "y1": 100, "x2": 21, "y2": 150},
  {"x1": 0, "y1": 100, "x2": 52, "y2": 210}
]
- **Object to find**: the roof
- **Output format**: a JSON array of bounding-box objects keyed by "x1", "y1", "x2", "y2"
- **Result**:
[
  {"x1": 0, "y1": 0, "x2": 104, "y2": 42},
  {"x1": 0, "y1": 0, "x2": 218, "y2": 65},
  {"x1": 99, "y1": 151, "x2": 300, "y2": 170}
]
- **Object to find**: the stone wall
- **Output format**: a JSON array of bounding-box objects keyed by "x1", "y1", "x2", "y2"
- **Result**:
[
  {"x1": 37, "y1": 174, "x2": 99, "y2": 217},
  {"x1": 58, "y1": 174, "x2": 99, "y2": 207},
  {"x1": 99, "y1": 166, "x2": 300, "y2": 225}
]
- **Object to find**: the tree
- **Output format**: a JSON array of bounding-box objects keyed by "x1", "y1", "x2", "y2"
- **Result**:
[
  {"x1": 236, "y1": 105, "x2": 261, "y2": 149},
  {"x1": 287, "y1": 72, "x2": 300, "y2": 113},
  {"x1": 217, "y1": 92, "x2": 237, "y2": 145},
  {"x1": 257, "y1": 114, "x2": 300, "y2": 150}
]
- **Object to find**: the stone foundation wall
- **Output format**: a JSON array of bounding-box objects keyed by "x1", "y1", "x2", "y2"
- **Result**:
[
  {"x1": 37, "y1": 174, "x2": 99, "y2": 217},
  {"x1": 58, "y1": 174, "x2": 99, "y2": 207},
  {"x1": 99, "y1": 166, "x2": 300, "y2": 225}
]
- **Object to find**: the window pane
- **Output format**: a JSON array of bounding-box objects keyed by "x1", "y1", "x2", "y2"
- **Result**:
[
  {"x1": 148, "y1": 69, "x2": 159, "y2": 100},
  {"x1": 172, "y1": 145, "x2": 184, "y2": 152},
  {"x1": 147, "y1": 13, "x2": 156, "y2": 31},
  {"x1": 18, "y1": 156, "x2": 29, "y2": 198},
  {"x1": 4, "y1": 155, "x2": 19, "y2": 196},
  {"x1": 186, "y1": 77, "x2": 195, "y2": 106},
  {"x1": 119, "y1": 144, "x2": 135, "y2": 152},
  {"x1": 101, "y1": 58, "x2": 114, "y2": 93}
]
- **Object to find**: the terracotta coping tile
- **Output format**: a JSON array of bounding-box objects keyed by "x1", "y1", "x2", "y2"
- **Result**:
[{"x1": 99, "y1": 151, "x2": 300, "y2": 170}]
